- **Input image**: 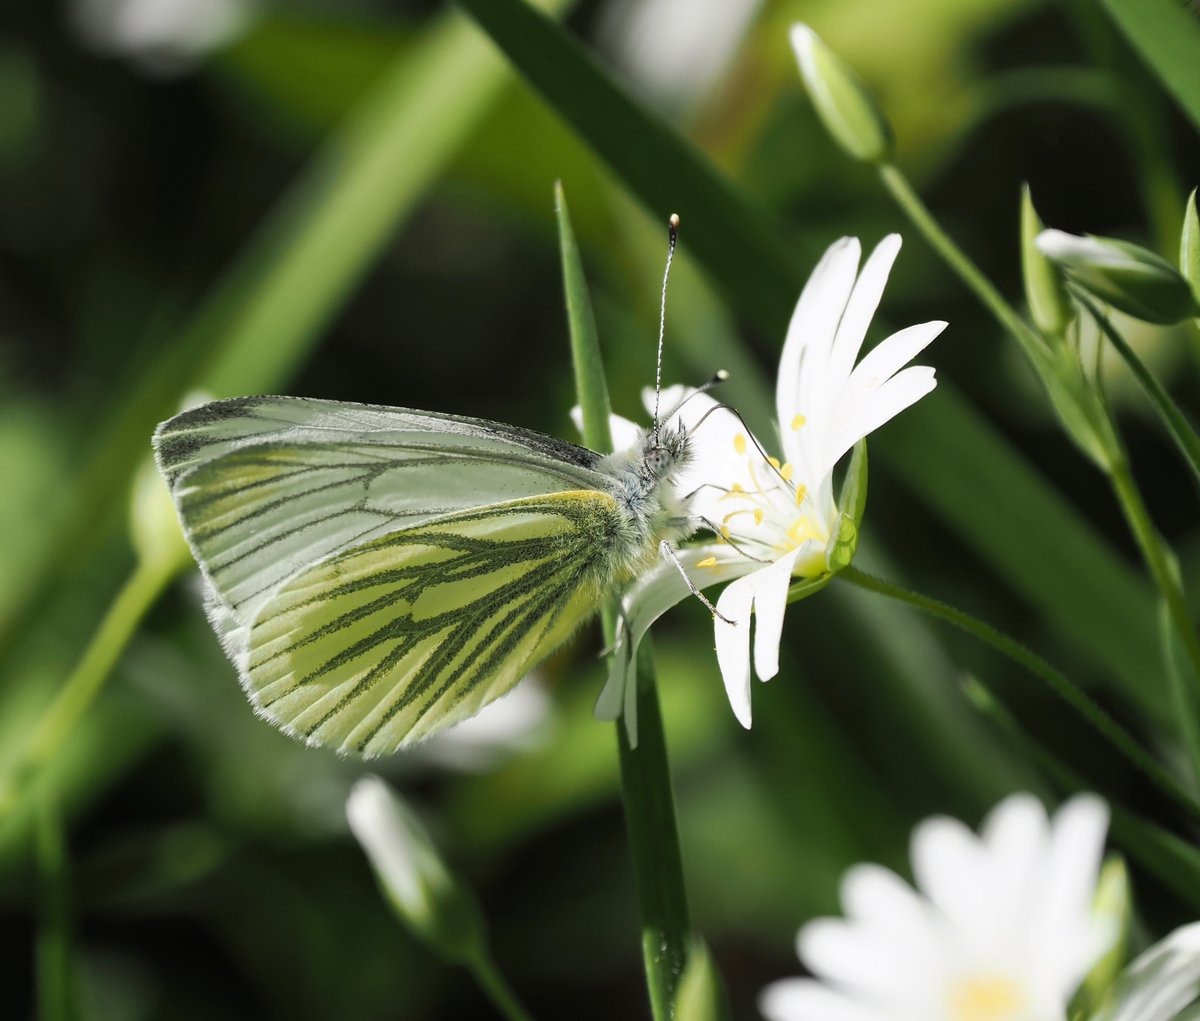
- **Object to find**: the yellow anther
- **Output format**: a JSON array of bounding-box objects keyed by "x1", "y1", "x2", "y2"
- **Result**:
[
  {"x1": 730, "y1": 482, "x2": 744, "y2": 493},
  {"x1": 753, "y1": 509, "x2": 764, "y2": 525},
  {"x1": 780, "y1": 462, "x2": 794, "y2": 481},
  {"x1": 719, "y1": 525, "x2": 731, "y2": 539},
  {"x1": 794, "y1": 484, "x2": 808, "y2": 507},
  {"x1": 767, "y1": 456, "x2": 781, "y2": 470},
  {"x1": 696, "y1": 556, "x2": 718, "y2": 569},
  {"x1": 733, "y1": 433, "x2": 747, "y2": 454},
  {"x1": 791, "y1": 414, "x2": 807, "y2": 430}
]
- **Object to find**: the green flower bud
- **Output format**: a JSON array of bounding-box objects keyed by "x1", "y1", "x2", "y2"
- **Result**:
[
  {"x1": 129, "y1": 456, "x2": 188, "y2": 567},
  {"x1": 789, "y1": 23, "x2": 893, "y2": 165},
  {"x1": 1181, "y1": 188, "x2": 1199, "y2": 307},
  {"x1": 1036, "y1": 229, "x2": 1200, "y2": 325},
  {"x1": 346, "y1": 776, "x2": 485, "y2": 964},
  {"x1": 1020, "y1": 186, "x2": 1074, "y2": 336},
  {"x1": 1075, "y1": 856, "x2": 1130, "y2": 1016},
  {"x1": 675, "y1": 941, "x2": 730, "y2": 1021}
]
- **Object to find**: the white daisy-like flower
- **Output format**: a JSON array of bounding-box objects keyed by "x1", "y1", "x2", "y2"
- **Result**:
[
  {"x1": 760, "y1": 792, "x2": 1117, "y2": 1021},
  {"x1": 594, "y1": 234, "x2": 944, "y2": 738}
]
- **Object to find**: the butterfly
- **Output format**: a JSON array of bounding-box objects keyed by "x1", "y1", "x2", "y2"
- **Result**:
[{"x1": 153, "y1": 217, "x2": 720, "y2": 756}]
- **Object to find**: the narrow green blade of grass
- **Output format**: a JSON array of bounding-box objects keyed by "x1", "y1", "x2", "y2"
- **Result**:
[
  {"x1": 36, "y1": 794, "x2": 76, "y2": 1021},
  {"x1": 1095, "y1": 0, "x2": 1200, "y2": 136},
  {"x1": 455, "y1": 0, "x2": 1163, "y2": 715},
  {"x1": 455, "y1": 0, "x2": 805, "y2": 335}
]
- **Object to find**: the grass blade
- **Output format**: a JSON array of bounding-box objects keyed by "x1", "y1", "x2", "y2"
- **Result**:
[{"x1": 1095, "y1": 0, "x2": 1200, "y2": 136}]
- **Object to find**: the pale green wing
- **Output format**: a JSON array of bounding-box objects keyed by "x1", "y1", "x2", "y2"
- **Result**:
[
  {"x1": 241, "y1": 491, "x2": 619, "y2": 756},
  {"x1": 153, "y1": 396, "x2": 612, "y2": 623}
]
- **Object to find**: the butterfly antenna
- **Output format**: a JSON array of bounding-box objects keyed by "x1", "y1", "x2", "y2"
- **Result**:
[{"x1": 652, "y1": 213, "x2": 680, "y2": 448}]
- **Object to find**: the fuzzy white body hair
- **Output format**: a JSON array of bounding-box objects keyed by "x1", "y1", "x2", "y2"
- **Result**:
[{"x1": 596, "y1": 422, "x2": 698, "y2": 580}]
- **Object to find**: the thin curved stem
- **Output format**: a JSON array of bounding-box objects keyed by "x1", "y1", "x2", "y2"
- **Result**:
[
  {"x1": 0, "y1": 554, "x2": 183, "y2": 815},
  {"x1": 837, "y1": 565, "x2": 1200, "y2": 822},
  {"x1": 469, "y1": 953, "x2": 537, "y2": 1021},
  {"x1": 1075, "y1": 288, "x2": 1200, "y2": 487}
]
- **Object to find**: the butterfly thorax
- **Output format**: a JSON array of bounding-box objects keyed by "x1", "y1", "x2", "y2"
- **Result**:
[{"x1": 597, "y1": 423, "x2": 697, "y2": 578}]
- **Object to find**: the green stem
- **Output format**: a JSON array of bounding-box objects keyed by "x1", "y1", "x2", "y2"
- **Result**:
[
  {"x1": 617, "y1": 640, "x2": 691, "y2": 1020},
  {"x1": 1108, "y1": 460, "x2": 1200, "y2": 789},
  {"x1": 0, "y1": 555, "x2": 181, "y2": 812},
  {"x1": 878, "y1": 163, "x2": 1046, "y2": 362},
  {"x1": 469, "y1": 952, "x2": 536, "y2": 1021},
  {"x1": 878, "y1": 161, "x2": 1200, "y2": 784},
  {"x1": 557, "y1": 183, "x2": 690, "y2": 1018},
  {"x1": 837, "y1": 565, "x2": 1200, "y2": 822},
  {"x1": 1075, "y1": 289, "x2": 1200, "y2": 487}
]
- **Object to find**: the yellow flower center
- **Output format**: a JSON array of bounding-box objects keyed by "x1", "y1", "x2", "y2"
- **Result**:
[{"x1": 947, "y1": 976, "x2": 1027, "y2": 1021}]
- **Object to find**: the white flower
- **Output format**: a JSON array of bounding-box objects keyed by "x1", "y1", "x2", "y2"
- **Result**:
[
  {"x1": 759, "y1": 792, "x2": 1115, "y2": 1021},
  {"x1": 70, "y1": 0, "x2": 253, "y2": 76},
  {"x1": 595, "y1": 235, "x2": 943, "y2": 739}
]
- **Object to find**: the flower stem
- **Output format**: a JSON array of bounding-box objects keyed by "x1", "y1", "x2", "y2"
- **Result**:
[
  {"x1": 878, "y1": 163, "x2": 1046, "y2": 361},
  {"x1": 616, "y1": 638, "x2": 691, "y2": 1020},
  {"x1": 0, "y1": 554, "x2": 183, "y2": 813},
  {"x1": 468, "y1": 952, "x2": 537, "y2": 1021},
  {"x1": 878, "y1": 161, "x2": 1200, "y2": 788},
  {"x1": 1075, "y1": 289, "x2": 1200, "y2": 488},
  {"x1": 1107, "y1": 459, "x2": 1200, "y2": 790},
  {"x1": 837, "y1": 565, "x2": 1200, "y2": 822},
  {"x1": 557, "y1": 182, "x2": 691, "y2": 1018}
]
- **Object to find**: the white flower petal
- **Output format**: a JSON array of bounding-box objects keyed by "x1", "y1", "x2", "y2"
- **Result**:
[
  {"x1": 824, "y1": 234, "x2": 903, "y2": 396},
  {"x1": 826, "y1": 365, "x2": 936, "y2": 471},
  {"x1": 714, "y1": 572, "x2": 756, "y2": 727},
  {"x1": 597, "y1": 545, "x2": 749, "y2": 740},
  {"x1": 910, "y1": 815, "x2": 987, "y2": 933},
  {"x1": 1034, "y1": 794, "x2": 1112, "y2": 991},
  {"x1": 800, "y1": 917, "x2": 937, "y2": 1009},
  {"x1": 1102, "y1": 923, "x2": 1200, "y2": 1021},
  {"x1": 837, "y1": 320, "x2": 946, "y2": 420},
  {"x1": 759, "y1": 977, "x2": 889, "y2": 1021},
  {"x1": 751, "y1": 548, "x2": 803, "y2": 682},
  {"x1": 777, "y1": 237, "x2": 861, "y2": 468}
]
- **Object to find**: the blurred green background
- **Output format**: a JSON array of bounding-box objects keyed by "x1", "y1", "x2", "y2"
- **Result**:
[{"x1": 2, "y1": 0, "x2": 1199, "y2": 1017}]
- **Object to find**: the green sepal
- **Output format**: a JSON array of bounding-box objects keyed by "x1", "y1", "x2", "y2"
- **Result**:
[
  {"x1": 790, "y1": 24, "x2": 893, "y2": 165},
  {"x1": 824, "y1": 438, "x2": 868, "y2": 572},
  {"x1": 673, "y1": 940, "x2": 730, "y2": 1021},
  {"x1": 786, "y1": 573, "x2": 832, "y2": 605},
  {"x1": 1021, "y1": 185, "x2": 1074, "y2": 337},
  {"x1": 1071, "y1": 856, "x2": 1131, "y2": 1020},
  {"x1": 1182, "y1": 188, "x2": 1199, "y2": 309}
]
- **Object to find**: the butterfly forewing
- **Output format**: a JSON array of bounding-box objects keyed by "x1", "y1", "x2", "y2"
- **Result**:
[
  {"x1": 240, "y1": 492, "x2": 620, "y2": 755},
  {"x1": 154, "y1": 396, "x2": 611, "y2": 623}
]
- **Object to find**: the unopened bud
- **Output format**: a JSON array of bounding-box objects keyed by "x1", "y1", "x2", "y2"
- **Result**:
[
  {"x1": 1036, "y1": 229, "x2": 1200, "y2": 325},
  {"x1": 1020, "y1": 187, "x2": 1073, "y2": 336},
  {"x1": 1181, "y1": 188, "x2": 1199, "y2": 309},
  {"x1": 129, "y1": 457, "x2": 188, "y2": 567},
  {"x1": 346, "y1": 776, "x2": 485, "y2": 964},
  {"x1": 789, "y1": 23, "x2": 892, "y2": 165}
]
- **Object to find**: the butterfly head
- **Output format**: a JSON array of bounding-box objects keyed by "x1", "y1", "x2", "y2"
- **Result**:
[{"x1": 640, "y1": 421, "x2": 690, "y2": 482}]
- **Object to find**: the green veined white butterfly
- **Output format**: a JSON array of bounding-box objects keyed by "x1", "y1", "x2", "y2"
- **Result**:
[{"x1": 153, "y1": 217, "x2": 717, "y2": 756}]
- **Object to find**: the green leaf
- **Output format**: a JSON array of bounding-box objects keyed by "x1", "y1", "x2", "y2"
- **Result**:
[
  {"x1": 556, "y1": 181, "x2": 613, "y2": 455},
  {"x1": 1096, "y1": 0, "x2": 1200, "y2": 137},
  {"x1": 454, "y1": 0, "x2": 805, "y2": 335},
  {"x1": 839, "y1": 439, "x2": 869, "y2": 530},
  {"x1": 458, "y1": 0, "x2": 1163, "y2": 719},
  {"x1": 1182, "y1": 188, "x2": 1200, "y2": 303}
]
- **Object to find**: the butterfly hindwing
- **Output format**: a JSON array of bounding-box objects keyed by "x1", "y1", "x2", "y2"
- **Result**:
[
  {"x1": 238, "y1": 491, "x2": 622, "y2": 755},
  {"x1": 154, "y1": 396, "x2": 612, "y2": 623}
]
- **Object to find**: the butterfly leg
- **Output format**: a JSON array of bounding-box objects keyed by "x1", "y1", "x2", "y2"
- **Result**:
[
  {"x1": 691, "y1": 515, "x2": 773, "y2": 565},
  {"x1": 659, "y1": 540, "x2": 735, "y2": 625}
]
